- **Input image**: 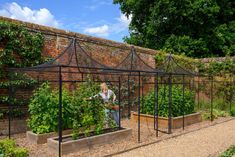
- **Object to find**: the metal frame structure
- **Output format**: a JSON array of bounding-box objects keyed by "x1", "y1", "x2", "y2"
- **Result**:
[{"x1": 5, "y1": 38, "x2": 234, "y2": 157}]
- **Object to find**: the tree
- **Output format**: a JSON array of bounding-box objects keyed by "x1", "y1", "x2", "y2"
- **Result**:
[{"x1": 114, "y1": 0, "x2": 235, "y2": 58}]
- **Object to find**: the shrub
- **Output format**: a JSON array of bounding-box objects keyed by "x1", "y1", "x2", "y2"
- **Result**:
[
  {"x1": 0, "y1": 139, "x2": 28, "y2": 157},
  {"x1": 141, "y1": 85, "x2": 195, "y2": 117},
  {"x1": 231, "y1": 105, "x2": 235, "y2": 117},
  {"x1": 28, "y1": 82, "x2": 73, "y2": 134},
  {"x1": 201, "y1": 109, "x2": 230, "y2": 120}
]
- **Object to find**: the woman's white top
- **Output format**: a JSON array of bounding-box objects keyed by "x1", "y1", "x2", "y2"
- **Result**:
[
  {"x1": 91, "y1": 89, "x2": 115, "y2": 103},
  {"x1": 99, "y1": 89, "x2": 115, "y2": 103}
]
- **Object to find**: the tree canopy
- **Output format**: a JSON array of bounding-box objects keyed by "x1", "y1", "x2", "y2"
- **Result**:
[{"x1": 114, "y1": 0, "x2": 235, "y2": 58}]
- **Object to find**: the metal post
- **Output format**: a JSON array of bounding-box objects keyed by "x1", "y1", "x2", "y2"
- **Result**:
[
  {"x1": 197, "y1": 77, "x2": 200, "y2": 110},
  {"x1": 229, "y1": 75, "x2": 232, "y2": 112},
  {"x1": 118, "y1": 76, "x2": 121, "y2": 129},
  {"x1": 154, "y1": 74, "x2": 159, "y2": 137},
  {"x1": 58, "y1": 66, "x2": 63, "y2": 157},
  {"x1": 8, "y1": 91, "x2": 11, "y2": 139},
  {"x1": 128, "y1": 75, "x2": 131, "y2": 119},
  {"x1": 8, "y1": 73, "x2": 13, "y2": 139},
  {"x1": 168, "y1": 75, "x2": 172, "y2": 134},
  {"x1": 210, "y1": 76, "x2": 213, "y2": 122},
  {"x1": 182, "y1": 75, "x2": 185, "y2": 130},
  {"x1": 138, "y1": 72, "x2": 141, "y2": 142},
  {"x1": 141, "y1": 77, "x2": 144, "y2": 112}
]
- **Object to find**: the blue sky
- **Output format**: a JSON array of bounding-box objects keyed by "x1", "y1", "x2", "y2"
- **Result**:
[{"x1": 0, "y1": 0, "x2": 131, "y2": 42}]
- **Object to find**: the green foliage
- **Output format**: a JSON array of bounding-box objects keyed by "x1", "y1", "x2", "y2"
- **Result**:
[
  {"x1": 27, "y1": 82, "x2": 73, "y2": 134},
  {"x1": 114, "y1": 0, "x2": 235, "y2": 58},
  {"x1": 28, "y1": 80, "x2": 113, "y2": 138},
  {"x1": 220, "y1": 145, "x2": 235, "y2": 157},
  {"x1": 0, "y1": 21, "x2": 44, "y2": 119},
  {"x1": 141, "y1": 85, "x2": 195, "y2": 117},
  {"x1": 71, "y1": 80, "x2": 105, "y2": 139},
  {"x1": 201, "y1": 109, "x2": 229, "y2": 120},
  {"x1": 0, "y1": 21, "x2": 44, "y2": 70},
  {"x1": 0, "y1": 139, "x2": 28, "y2": 157},
  {"x1": 163, "y1": 35, "x2": 209, "y2": 57},
  {"x1": 231, "y1": 105, "x2": 235, "y2": 117}
]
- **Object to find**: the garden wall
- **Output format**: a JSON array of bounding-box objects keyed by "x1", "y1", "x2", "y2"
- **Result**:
[{"x1": 0, "y1": 16, "x2": 157, "y2": 68}]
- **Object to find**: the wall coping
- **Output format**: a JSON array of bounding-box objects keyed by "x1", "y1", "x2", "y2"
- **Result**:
[{"x1": 0, "y1": 16, "x2": 158, "y2": 56}]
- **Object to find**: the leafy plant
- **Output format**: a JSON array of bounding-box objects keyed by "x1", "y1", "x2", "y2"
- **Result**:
[
  {"x1": 201, "y1": 109, "x2": 229, "y2": 120},
  {"x1": 0, "y1": 139, "x2": 28, "y2": 157},
  {"x1": 27, "y1": 82, "x2": 73, "y2": 134},
  {"x1": 71, "y1": 79, "x2": 105, "y2": 139},
  {"x1": 220, "y1": 145, "x2": 235, "y2": 157},
  {"x1": 231, "y1": 105, "x2": 235, "y2": 117},
  {"x1": 0, "y1": 21, "x2": 44, "y2": 120},
  {"x1": 141, "y1": 85, "x2": 195, "y2": 117}
]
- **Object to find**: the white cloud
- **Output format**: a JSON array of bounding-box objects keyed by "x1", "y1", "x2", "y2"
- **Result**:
[
  {"x1": 85, "y1": 0, "x2": 112, "y2": 11},
  {"x1": 83, "y1": 13, "x2": 131, "y2": 37},
  {"x1": 112, "y1": 13, "x2": 132, "y2": 33},
  {"x1": 0, "y1": 2, "x2": 59, "y2": 28},
  {"x1": 84, "y1": 25, "x2": 109, "y2": 37}
]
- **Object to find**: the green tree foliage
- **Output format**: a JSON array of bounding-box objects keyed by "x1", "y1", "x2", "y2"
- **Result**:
[{"x1": 114, "y1": 0, "x2": 235, "y2": 57}]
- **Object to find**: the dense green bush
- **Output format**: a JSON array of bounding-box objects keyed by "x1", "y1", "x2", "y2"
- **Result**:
[
  {"x1": 28, "y1": 80, "x2": 116, "y2": 137},
  {"x1": 28, "y1": 82, "x2": 73, "y2": 134},
  {"x1": 0, "y1": 139, "x2": 28, "y2": 157},
  {"x1": 141, "y1": 85, "x2": 195, "y2": 117},
  {"x1": 231, "y1": 105, "x2": 235, "y2": 117}
]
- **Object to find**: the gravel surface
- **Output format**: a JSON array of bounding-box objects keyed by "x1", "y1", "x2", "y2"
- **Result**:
[
  {"x1": 1, "y1": 117, "x2": 234, "y2": 157},
  {"x1": 115, "y1": 118, "x2": 235, "y2": 157}
]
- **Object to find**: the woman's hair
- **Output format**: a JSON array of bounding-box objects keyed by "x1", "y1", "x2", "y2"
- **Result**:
[{"x1": 100, "y1": 83, "x2": 108, "y2": 92}]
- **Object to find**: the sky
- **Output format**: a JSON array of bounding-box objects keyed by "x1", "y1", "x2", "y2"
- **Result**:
[{"x1": 0, "y1": 0, "x2": 131, "y2": 42}]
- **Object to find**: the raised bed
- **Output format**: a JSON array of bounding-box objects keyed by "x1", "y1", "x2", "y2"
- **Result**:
[
  {"x1": 47, "y1": 127, "x2": 132, "y2": 156},
  {"x1": 27, "y1": 130, "x2": 72, "y2": 144},
  {"x1": 131, "y1": 111, "x2": 202, "y2": 129}
]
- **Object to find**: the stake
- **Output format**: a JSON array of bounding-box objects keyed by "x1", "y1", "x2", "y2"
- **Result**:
[
  {"x1": 138, "y1": 72, "x2": 141, "y2": 142},
  {"x1": 128, "y1": 75, "x2": 131, "y2": 119},
  {"x1": 118, "y1": 76, "x2": 121, "y2": 129},
  {"x1": 168, "y1": 75, "x2": 172, "y2": 134},
  {"x1": 210, "y1": 76, "x2": 213, "y2": 122},
  {"x1": 182, "y1": 75, "x2": 185, "y2": 130},
  {"x1": 58, "y1": 66, "x2": 63, "y2": 157},
  {"x1": 154, "y1": 73, "x2": 159, "y2": 137}
]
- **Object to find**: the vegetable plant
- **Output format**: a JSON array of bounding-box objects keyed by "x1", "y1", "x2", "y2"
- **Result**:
[
  {"x1": 141, "y1": 85, "x2": 195, "y2": 117},
  {"x1": 27, "y1": 82, "x2": 73, "y2": 134},
  {"x1": 0, "y1": 139, "x2": 28, "y2": 157}
]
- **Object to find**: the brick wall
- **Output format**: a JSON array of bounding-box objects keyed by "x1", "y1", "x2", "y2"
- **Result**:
[{"x1": 0, "y1": 16, "x2": 157, "y2": 68}]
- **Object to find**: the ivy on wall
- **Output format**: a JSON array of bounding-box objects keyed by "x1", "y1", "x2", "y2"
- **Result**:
[
  {"x1": 0, "y1": 21, "x2": 44, "y2": 114},
  {"x1": 155, "y1": 51, "x2": 235, "y2": 77}
]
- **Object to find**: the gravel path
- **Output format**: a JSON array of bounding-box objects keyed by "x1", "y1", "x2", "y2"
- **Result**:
[{"x1": 115, "y1": 119, "x2": 235, "y2": 157}]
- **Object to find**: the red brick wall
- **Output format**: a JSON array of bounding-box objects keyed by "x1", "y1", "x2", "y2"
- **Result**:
[{"x1": 0, "y1": 17, "x2": 157, "y2": 68}]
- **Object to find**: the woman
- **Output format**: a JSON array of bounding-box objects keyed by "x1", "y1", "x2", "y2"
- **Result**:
[{"x1": 89, "y1": 83, "x2": 119, "y2": 126}]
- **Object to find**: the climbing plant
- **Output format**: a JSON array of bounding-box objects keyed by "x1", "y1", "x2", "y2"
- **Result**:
[{"x1": 0, "y1": 21, "x2": 44, "y2": 117}]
